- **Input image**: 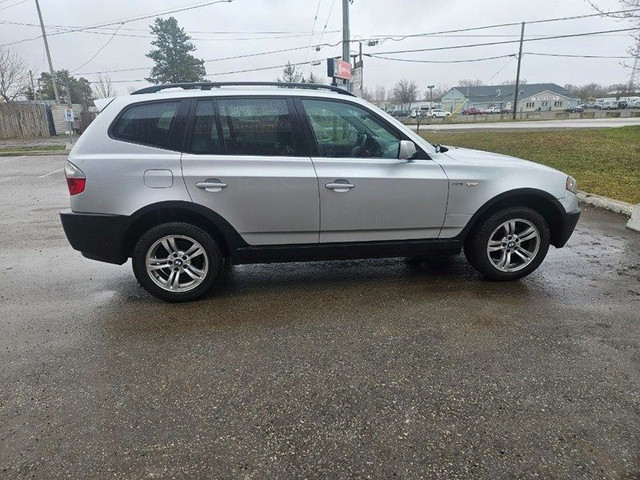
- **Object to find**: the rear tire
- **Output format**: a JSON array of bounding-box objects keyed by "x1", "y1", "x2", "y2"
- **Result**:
[
  {"x1": 464, "y1": 207, "x2": 550, "y2": 281},
  {"x1": 132, "y1": 222, "x2": 223, "y2": 302}
]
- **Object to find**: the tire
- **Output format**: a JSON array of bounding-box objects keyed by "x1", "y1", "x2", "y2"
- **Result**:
[
  {"x1": 132, "y1": 222, "x2": 224, "y2": 302},
  {"x1": 464, "y1": 206, "x2": 550, "y2": 281}
]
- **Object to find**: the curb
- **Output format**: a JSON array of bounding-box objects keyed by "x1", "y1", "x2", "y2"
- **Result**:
[
  {"x1": 627, "y1": 205, "x2": 640, "y2": 232},
  {"x1": 577, "y1": 191, "x2": 634, "y2": 217}
]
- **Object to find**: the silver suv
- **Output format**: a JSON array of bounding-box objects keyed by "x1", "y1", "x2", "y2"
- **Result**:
[{"x1": 60, "y1": 82, "x2": 580, "y2": 302}]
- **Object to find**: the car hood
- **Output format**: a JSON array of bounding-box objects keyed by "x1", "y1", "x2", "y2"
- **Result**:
[{"x1": 442, "y1": 146, "x2": 561, "y2": 174}]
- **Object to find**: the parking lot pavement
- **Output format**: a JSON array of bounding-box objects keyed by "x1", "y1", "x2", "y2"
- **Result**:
[
  {"x1": 1, "y1": 155, "x2": 639, "y2": 479},
  {"x1": 410, "y1": 117, "x2": 640, "y2": 131}
]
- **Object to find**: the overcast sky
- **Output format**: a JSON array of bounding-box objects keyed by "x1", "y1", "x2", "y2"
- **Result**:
[{"x1": 1, "y1": 0, "x2": 637, "y2": 96}]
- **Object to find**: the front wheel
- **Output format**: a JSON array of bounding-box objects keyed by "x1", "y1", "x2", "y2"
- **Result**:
[
  {"x1": 464, "y1": 207, "x2": 550, "y2": 281},
  {"x1": 132, "y1": 222, "x2": 223, "y2": 302}
]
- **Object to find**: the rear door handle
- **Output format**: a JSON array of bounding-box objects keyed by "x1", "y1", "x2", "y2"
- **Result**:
[
  {"x1": 196, "y1": 179, "x2": 227, "y2": 192},
  {"x1": 325, "y1": 180, "x2": 355, "y2": 192}
]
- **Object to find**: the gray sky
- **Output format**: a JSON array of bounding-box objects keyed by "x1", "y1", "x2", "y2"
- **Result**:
[{"x1": 1, "y1": 0, "x2": 637, "y2": 96}]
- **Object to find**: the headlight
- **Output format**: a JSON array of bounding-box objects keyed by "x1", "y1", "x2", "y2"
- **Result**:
[{"x1": 566, "y1": 176, "x2": 577, "y2": 194}]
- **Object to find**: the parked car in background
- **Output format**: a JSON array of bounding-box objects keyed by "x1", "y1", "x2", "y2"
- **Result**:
[
  {"x1": 601, "y1": 99, "x2": 619, "y2": 110},
  {"x1": 462, "y1": 107, "x2": 484, "y2": 115},
  {"x1": 429, "y1": 109, "x2": 451, "y2": 118},
  {"x1": 563, "y1": 106, "x2": 584, "y2": 113},
  {"x1": 484, "y1": 107, "x2": 501, "y2": 114},
  {"x1": 617, "y1": 100, "x2": 628, "y2": 109}
]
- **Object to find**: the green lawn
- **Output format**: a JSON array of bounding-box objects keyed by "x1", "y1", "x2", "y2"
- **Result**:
[
  {"x1": 0, "y1": 145, "x2": 66, "y2": 154},
  {"x1": 420, "y1": 126, "x2": 640, "y2": 204}
]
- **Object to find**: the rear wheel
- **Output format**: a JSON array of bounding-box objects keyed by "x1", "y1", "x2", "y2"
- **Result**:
[
  {"x1": 132, "y1": 222, "x2": 223, "y2": 302},
  {"x1": 464, "y1": 207, "x2": 550, "y2": 281}
]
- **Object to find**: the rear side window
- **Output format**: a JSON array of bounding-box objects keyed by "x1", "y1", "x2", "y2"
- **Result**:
[
  {"x1": 112, "y1": 101, "x2": 179, "y2": 149},
  {"x1": 217, "y1": 98, "x2": 297, "y2": 156},
  {"x1": 189, "y1": 100, "x2": 222, "y2": 155}
]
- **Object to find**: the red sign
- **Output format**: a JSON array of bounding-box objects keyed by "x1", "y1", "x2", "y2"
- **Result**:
[{"x1": 334, "y1": 60, "x2": 352, "y2": 80}]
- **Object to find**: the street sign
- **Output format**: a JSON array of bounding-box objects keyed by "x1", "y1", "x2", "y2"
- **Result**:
[
  {"x1": 327, "y1": 58, "x2": 352, "y2": 81},
  {"x1": 64, "y1": 107, "x2": 74, "y2": 122}
]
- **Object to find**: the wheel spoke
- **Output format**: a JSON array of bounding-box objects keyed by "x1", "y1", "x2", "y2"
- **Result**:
[
  {"x1": 186, "y1": 246, "x2": 204, "y2": 260},
  {"x1": 161, "y1": 238, "x2": 177, "y2": 255},
  {"x1": 518, "y1": 226, "x2": 537, "y2": 243},
  {"x1": 515, "y1": 247, "x2": 534, "y2": 261},
  {"x1": 508, "y1": 220, "x2": 516, "y2": 236},
  {"x1": 488, "y1": 240, "x2": 503, "y2": 252},
  {"x1": 184, "y1": 265, "x2": 204, "y2": 280},
  {"x1": 148, "y1": 262, "x2": 171, "y2": 271}
]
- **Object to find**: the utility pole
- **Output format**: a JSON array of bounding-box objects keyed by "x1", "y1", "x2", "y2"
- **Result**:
[
  {"x1": 342, "y1": 0, "x2": 350, "y2": 90},
  {"x1": 427, "y1": 85, "x2": 435, "y2": 114},
  {"x1": 512, "y1": 21, "x2": 525, "y2": 120},
  {"x1": 34, "y1": 0, "x2": 60, "y2": 104}
]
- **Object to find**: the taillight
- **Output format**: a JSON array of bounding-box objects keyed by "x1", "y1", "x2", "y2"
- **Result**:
[{"x1": 65, "y1": 160, "x2": 86, "y2": 196}]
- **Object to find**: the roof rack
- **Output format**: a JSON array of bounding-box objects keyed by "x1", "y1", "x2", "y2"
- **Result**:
[{"x1": 131, "y1": 81, "x2": 355, "y2": 97}]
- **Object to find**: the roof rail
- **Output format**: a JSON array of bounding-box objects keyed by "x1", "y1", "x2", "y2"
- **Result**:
[{"x1": 131, "y1": 81, "x2": 355, "y2": 97}]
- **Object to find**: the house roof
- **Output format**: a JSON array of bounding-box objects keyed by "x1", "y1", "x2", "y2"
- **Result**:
[{"x1": 449, "y1": 83, "x2": 574, "y2": 103}]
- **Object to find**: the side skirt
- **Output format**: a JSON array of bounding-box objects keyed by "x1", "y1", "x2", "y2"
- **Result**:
[{"x1": 231, "y1": 239, "x2": 462, "y2": 265}]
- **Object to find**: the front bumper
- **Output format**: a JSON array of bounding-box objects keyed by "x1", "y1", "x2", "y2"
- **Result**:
[
  {"x1": 554, "y1": 207, "x2": 581, "y2": 248},
  {"x1": 59, "y1": 209, "x2": 129, "y2": 264}
]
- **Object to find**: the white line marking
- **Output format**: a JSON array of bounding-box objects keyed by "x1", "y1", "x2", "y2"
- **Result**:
[
  {"x1": 0, "y1": 155, "x2": 25, "y2": 164},
  {"x1": 38, "y1": 168, "x2": 63, "y2": 178}
]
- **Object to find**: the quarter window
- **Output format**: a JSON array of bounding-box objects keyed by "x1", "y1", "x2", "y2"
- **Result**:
[
  {"x1": 217, "y1": 98, "x2": 298, "y2": 156},
  {"x1": 112, "y1": 101, "x2": 179, "y2": 149},
  {"x1": 301, "y1": 99, "x2": 400, "y2": 158},
  {"x1": 189, "y1": 100, "x2": 222, "y2": 154}
]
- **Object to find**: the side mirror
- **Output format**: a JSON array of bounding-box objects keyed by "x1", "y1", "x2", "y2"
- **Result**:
[{"x1": 399, "y1": 140, "x2": 417, "y2": 159}]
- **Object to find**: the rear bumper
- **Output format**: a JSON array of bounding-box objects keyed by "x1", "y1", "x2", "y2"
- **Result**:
[
  {"x1": 554, "y1": 207, "x2": 581, "y2": 248},
  {"x1": 59, "y1": 209, "x2": 129, "y2": 264}
]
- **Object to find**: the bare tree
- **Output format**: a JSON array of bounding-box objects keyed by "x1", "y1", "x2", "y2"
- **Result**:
[
  {"x1": 458, "y1": 79, "x2": 485, "y2": 87},
  {"x1": 588, "y1": 0, "x2": 639, "y2": 87},
  {"x1": 374, "y1": 85, "x2": 386, "y2": 102},
  {"x1": 500, "y1": 78, "x2": 528, "y2": 86},
  {"x1": 0, "y1": 47, "x2": 29, "y2": 102},
  {"x1": 424, "y1": 84, "x2": 450, "y2": 101},
  {"x1": 361, "y1": 87, "x2": 374, "y2": 101},
  {"x1": 93, "y1": 73, "x2": 118, "y2": 98},
  {"x1": 393, "y1": 79, "x2": 419, "y2": 104}
]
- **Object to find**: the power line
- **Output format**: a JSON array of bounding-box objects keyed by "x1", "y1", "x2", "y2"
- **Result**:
[
  {"x1": 1, "y1": 0, "x2": 234, "y2": 47},
  {"x1": 71, "y1": 24, "x2": 124, "y2": 73},
  {"x1": 372, "y1": 27, "x2": 639, "y2": 56},
  {"x1": 75, "y1": 38, "x2": 350, "y2": 76},
  {"x1": 370, "y1": 7, "x2": 640, "y2": 43},
  {"x1": 0, "y1": 0, "x2": 28, "y2": 11},
  {"x1": 305, "y1": 0, "x2": 323, "y2": 64},
  {"x1": 0, "y1": 19, "x2": 336, "y2": 35},
  {"x1": 366, "y1": 53, "x2": 517, "y2": 63},
  {"x1": 525, "y1": 51, "x2": 637, "y2": 59}
]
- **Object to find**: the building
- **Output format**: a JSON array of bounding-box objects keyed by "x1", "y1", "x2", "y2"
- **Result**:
[{"x1": 441, "y1": 83, "x2": 578, "y2": 113}]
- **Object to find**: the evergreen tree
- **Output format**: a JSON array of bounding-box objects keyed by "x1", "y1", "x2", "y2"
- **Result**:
[
  {"x1": 146, "y1": 17, "x2": 206, "y2": 84},
  {"x1": 34, "y1": 70, "x2": 93, "y2": 104}
]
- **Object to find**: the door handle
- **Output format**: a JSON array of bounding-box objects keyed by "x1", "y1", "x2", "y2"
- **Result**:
[
  {"x1": 325, "y1": 181, "x2": 355, "y2": 192},
  {"x1": 196, "y1": 179, "x2": 227, "y2": 192}
]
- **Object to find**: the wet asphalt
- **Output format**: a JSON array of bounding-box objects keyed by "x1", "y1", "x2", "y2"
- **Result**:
[{"x1": 1, "y1": 155, "x2": 639, "y2": 479}]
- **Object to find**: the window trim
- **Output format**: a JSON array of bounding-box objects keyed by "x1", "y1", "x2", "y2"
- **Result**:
[
  {"x1": 293, "y1": 96, "x2": 430, "y2": 160},
  {"x1": 182, "y1": 95, "x2": 308, "y2": 157},
  {"x1": 108, "y1": 99, "x2": 188, "y2": 152}
]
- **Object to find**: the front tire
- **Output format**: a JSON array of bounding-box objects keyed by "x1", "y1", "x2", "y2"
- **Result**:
[
  {"x1": 464, "y1": 207, "x2": 550, "y2": 281},
  {"x1": 132, "y1": 222, "x2": 223, "y2": 302}
]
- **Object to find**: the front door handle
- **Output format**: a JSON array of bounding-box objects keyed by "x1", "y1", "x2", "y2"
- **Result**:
[
  {"x1": 196, "y1": 179, "x2": 227, "y2": 192},
  {"x1": 325, "y1": 180, "x2": 355, "y2": 192}
]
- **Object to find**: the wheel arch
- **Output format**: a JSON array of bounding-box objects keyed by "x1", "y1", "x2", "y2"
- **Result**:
[
  {"x1": 458, "y1": 188, "x2": 567, "y2": 247},
  {"x1": 121, "y1": 201, "x2": 246, "y2": 259}
]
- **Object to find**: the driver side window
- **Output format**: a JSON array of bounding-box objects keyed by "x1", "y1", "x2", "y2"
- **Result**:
[{"x1": 301, "y1": 99, "x2": 400, "y2": 159}]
